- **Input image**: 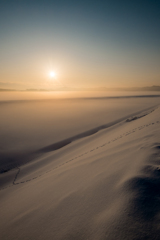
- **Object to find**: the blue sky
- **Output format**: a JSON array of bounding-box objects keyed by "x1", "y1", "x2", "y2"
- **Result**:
[{"x1": 0, "y1": 0, "x2": 160, "y2": 89}]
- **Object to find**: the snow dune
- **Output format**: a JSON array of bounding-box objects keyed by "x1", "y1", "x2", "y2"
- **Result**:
[{"x1": 0, "y1": 95, "x2": 160, "y2": 239}]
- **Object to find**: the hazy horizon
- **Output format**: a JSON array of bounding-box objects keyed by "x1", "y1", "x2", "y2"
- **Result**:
[{"x1": 0, "y1": 85, "x2": 160, "y2": 92}]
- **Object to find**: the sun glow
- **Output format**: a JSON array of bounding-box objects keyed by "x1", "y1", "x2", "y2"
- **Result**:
[{"x1": 49, "y1": 71, "x2": 56, "y2": 79}]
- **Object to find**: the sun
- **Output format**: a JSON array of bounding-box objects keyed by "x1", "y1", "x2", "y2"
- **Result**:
[{"x1": 49, "y1": 71, "x2": 56, "y2": 78}]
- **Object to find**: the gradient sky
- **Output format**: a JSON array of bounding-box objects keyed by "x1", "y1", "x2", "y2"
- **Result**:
[{"x1": 0, "y1": 0, "x2": 160, "y2": 90}]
